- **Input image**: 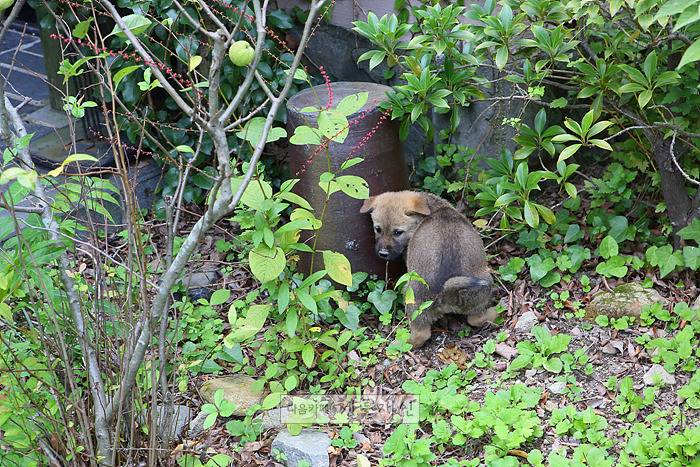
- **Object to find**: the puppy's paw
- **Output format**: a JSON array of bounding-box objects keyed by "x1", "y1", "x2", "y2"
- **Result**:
[
  {"x1": 467, "y1": 306, "x2": 497, "y2": 328},
  {"x1": 408, "y1": 322, "x2": 432, "y2": 349}
]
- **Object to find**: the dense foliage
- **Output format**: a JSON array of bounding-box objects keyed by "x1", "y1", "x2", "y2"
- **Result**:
[{"x1": 1, "y1": 0, "x2": 699, "y2": 465}]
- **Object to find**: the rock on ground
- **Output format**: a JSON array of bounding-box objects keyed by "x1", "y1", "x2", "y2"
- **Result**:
[
  {"x1": 514, "y1": 311, "x2": 539, "y2": 333},
  {"x1": 643, "y1": 364, "x2": 676, "y2": 386},
  {"x1": 693, "y1": 294, "x2": 700, "y2": 309},
  {"x1": 152, "y1": 404, "x2": 192, "y2": 442},
  {"x1": 258, "y1": 406, "x2": 295, "y2": 430},
  {"x1": 585, "y1": 282, "x2": 666, "y2": 320},
  {"x1": 187, "y1": 410, "x2": 208, "y2": 438},
  {"x1": 200, "y1": 375, "x2": 266, "y2": 417},
  {"x1": 271, "y1": 429, "x2": 330, "y2": 467}
]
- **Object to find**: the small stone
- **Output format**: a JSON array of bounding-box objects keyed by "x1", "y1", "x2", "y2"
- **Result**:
[
  {"x1": 514, "y1": 311, "x2": 539, "y2": 333},
  {"x1": 271, "y1": 429, "x2": 330, "y2": 467},
  {"x1": 258, "y1": 406, "x2": 295, "y2": 430},
  {"x1": 585, "y1": 282, "x2": 666, "y2": 320},
  {"x1": 643, "y1": 364, "x2": 676, "y2": 386},
  {"x1": 693, "y1": 294, "x2": 700, "y2": 310},
  {"x1": 185, "y1": 269, "x2": 221, "y2": 300},
  {"x1": 152, "y1": 404, "x2": 191, "y2": 441},
  {"x1": 495, "y1": 343, "x2": 518, "y2": 360},
  {"x1": 187, "y1": 410, "x2": 208, "y2": 438},
  {"x1": 200, "y1": 375, "x2": 266, "y2": 417},
  {"x1": 549, "y1": 381, "x2": 567, "y2": 395},
  {"x1": 525, "y1": 368, "x2": 538, "y2": 378}
]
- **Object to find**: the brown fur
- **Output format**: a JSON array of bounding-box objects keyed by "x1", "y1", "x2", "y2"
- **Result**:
[{"x1": 360, "y1": 191, "x2": 495, "y2": 348}]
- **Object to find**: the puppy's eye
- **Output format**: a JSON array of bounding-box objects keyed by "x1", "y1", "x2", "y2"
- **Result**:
[
  {"x1": 393, "y1": 229, "x2": 404, "y2": 237},
  {"x1": 374, "y1": 225, "x2": 382, "y2": 234}
]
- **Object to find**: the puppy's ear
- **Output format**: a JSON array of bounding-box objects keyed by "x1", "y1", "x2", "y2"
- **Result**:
[
  {"x1": 360, "y1": 196, "x2": 377, "y2": 213},
  {"x1": 404, "y1": 192, "x2": 430, "y2": 216}
]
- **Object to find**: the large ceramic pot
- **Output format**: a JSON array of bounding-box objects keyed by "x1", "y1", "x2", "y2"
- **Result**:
[{"x1": 287, "y1": 81, "x2": 409, "y2": 280}]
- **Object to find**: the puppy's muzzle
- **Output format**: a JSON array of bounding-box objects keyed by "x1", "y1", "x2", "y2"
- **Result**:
[{"x1": 377, "y1": 249, "x2": 390, "y2": 260}]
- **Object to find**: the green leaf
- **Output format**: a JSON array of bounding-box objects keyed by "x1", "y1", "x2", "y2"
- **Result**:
[
  {"x1": 558, "y1": 143, "x2": 581, "y2": 162},
  {"x1": 302, "y1": 343, "x2": 315, "y2": 368},
  {"x1": 677, "y1": 38, "x2": 700, "y2": 69},
  {"x1": 335, "y1": 92, "x2": 369, "y2": 116},
  {"x1": 322, "y1": 250, "x2": 352, "y2": 286},
  {"x1": 248, "y1": 245, "x2": 285, "y2": 283},
  {"x1": 318, "y1": 111, "x2": 349, "y2": 143},
  {"x1": 47, "y1": 153, "x2": 98, "y2": 177},
  {"x1": 334, "y1": 175, "x2": 369, "y2": 199},
  {"x1": 225, "y1": 304, "x2": 271, "y2": 343},
  {"x1": 495, "y1": 46, "x2": 508, "y2": 70},
  {"x1": 679, "y1": 219, "x2": 700, "y2": 243},
  {"x1": 296, "y1": 287, "x2": 318, "y2": 313},
  {"x1": 599, "y1": 235, "x2": 619, "y2": 259},
  {"x1": 72, "y1": 18, "x2": 93, "y2": 39},
  {"x1": 109, "y1": 14, "x2": 152, "y2": 39},
  {"x1": 524, "y1": 201, "x2": 539, "y2": 228},
  {"x1": 340, "y1": 157, "x2": 364, "y2": 171},
  {"x1": 231, "y1": 176, "x2": 273, "y2": 210},
  {"x1": 544, "y1": 357, "x2": 563, "y2": 373},
  {"x1": 188, "y1": 55, "x2": 203, "y2": 72},
  {"x1": 235, "y1": 117, "x2": 287, "y2": 146},
  {"x1": 289, "y1": 125, "x2": 322, "y2": 145},
  {"x1": 209, "y1": 288, "x2": 230, "y2": 306},
  {"x1": 654, "y1": 0, "x2": 694, "y2": 20}
]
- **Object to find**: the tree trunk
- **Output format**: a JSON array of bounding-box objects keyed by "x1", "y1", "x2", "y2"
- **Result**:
[{"x1": 644, "y1": 128, "x2": 694, "y2": 233}]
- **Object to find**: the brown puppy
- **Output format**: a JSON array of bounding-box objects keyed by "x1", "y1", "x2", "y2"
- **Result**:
[{"x1": 360, "y1": 191, "x2": 495, "y2": 348}]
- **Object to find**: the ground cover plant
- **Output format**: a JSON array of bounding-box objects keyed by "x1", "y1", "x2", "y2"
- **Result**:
[{"x1": 0, "y1": 0, "x2": 699, "y2": 465}]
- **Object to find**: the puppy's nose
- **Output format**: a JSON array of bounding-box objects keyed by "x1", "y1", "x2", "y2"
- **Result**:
[{"x1": 377, "y1": 249, "x2": 390, "y2": 259}]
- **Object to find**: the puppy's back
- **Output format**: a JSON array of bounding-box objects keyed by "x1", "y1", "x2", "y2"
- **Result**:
[{"x1": 406, "y1": 206, "x2": 489, "y2": 293}]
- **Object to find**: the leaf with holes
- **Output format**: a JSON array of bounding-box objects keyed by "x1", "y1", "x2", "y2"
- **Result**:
[{"x1": 335, "y1": 175, "x2": 369, "y2": 200}]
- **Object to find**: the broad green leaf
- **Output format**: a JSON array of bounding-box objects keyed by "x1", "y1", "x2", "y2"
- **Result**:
[
  {"x1": 334, "y1": 175, "x2": 369, "y2": 199},
  {"x1": 110, "y1": 14, "x2": 152, "y2": 39},
  {"x1": 335, "y1": 92, "x2": 369, "y2": 116},
  {"x1": 231, "y1": 176, "x2": 273, "y2": 210},
  {"x1": 209, "y1": 288, "x2": 230, "y2": 306},
  {"x1": 235, "y1": 117, "x2": 287, "y2": 147},
  {"x1": 558, "y1": 143, "x2": 581, "y2": 162},
  {"x1": 318, "y1": 111, "x2": 349, "y2": 143},
  {"x1": 322, "y1": 250, "x2": 352, "y2": 286},
  {"x1": 495, "y1": 45, "x2": 508, "y2": 70},
  {"x1": 225, "y1": 304, "x2": 271, "y2": 343},
  {"x1": 188, "y1": 55, "x2": 202, "y2": 72},
  {"x1": 302, "y1": 343, "x2": 315, "y2": 368},
  {"x1": 112, "y1": 65, "x2": 140, "y2": 92},
  {"x1": 289, "y1": 125, "x2": 322, "y2": 145},
  {"x1": 679, "y1": 218, "x2": 700, "y2": 242},
  {"x1": 248, "y1": 245, "x2": 285, "y2": 283},
  {"x1": 677, "y1": 37, "x2": 700, "y2": 69},
  {"x1": 340, "y1": 157, "x2": 364, "y2": 171},
  {"x1": 599, "y1": 235, "x2": 619, "y2": 259},
  {"x1": 72, "y1": 18, "x2": 93, "y2": 39}
]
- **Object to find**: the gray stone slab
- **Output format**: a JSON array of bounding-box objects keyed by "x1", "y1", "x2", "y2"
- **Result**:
[
  {"x1": 24, "y1": 105, "x2": 69, "y2": 129},
  {"x1": 29, "y1": 125, "x2": 114, "y2": 169},
  {"x1": 0, "y1": 51, "x2": 47, "y2": 76},
  {"x1": 2, "y1": 69, "x2": 49, "y2": 103}
]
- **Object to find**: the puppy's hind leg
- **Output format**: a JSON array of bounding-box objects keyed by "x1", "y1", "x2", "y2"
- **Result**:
[{"x1": 440, "y1": 276, "x2": 494, "y2": 328}]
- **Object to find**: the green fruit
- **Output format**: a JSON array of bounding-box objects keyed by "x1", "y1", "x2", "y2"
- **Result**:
[
  {"x1": 228, "y1": 40, "x2": 255, "y2": 67},
  {"x1": 0, "y1": 0, "x2": 14, "y2": 11}
]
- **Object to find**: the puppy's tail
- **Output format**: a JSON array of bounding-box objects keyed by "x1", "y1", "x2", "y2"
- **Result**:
[{"x1": 437, "y1": 275, "x2": 492, "y2": 312}]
